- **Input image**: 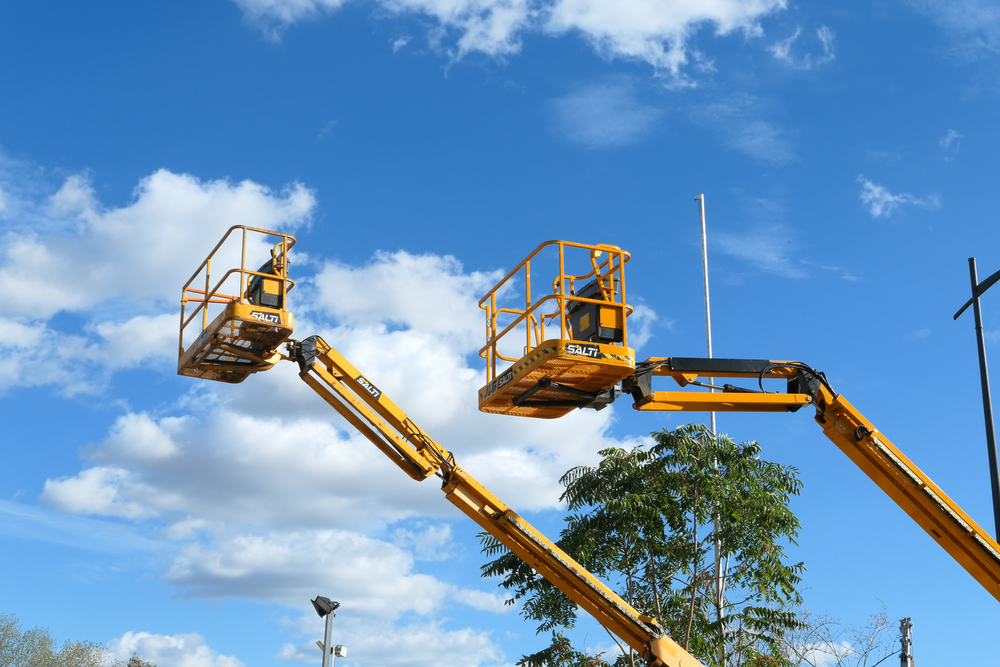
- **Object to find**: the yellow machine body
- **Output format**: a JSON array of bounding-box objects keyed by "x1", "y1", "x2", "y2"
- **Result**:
[
  {"x1": 178, "y1": 229, "x2": 702, "y2": 667},
  {"x1": 177, "y1": 225, "x2": 296, "y2": 384},
  {"x1": 477, "y1": 242, "x2": 1000, "y2": 610},
  {"x1": 177, "y1": 301, "x2": 293, "y2": 383},
  {"x1": 178, "y1": 229, "x2": 1000, "y2": 667},
  {"x1": 477, "y1": 240, "x2": 635, "y2": 418},
  {"x1": 478, "y1": 338, "x2": 635, "y2": 419}
]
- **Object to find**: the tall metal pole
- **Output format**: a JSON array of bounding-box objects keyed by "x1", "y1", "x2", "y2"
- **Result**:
[
  {"x1": 696, "y1": 194, "x2": 725, "y2": 666},
  {"x1": 969, "y1": 258, "x2": 1000, "y2": 538},
  {"x1": 898, "y1": 617, "x2": 912, "y2": 667},
  {"x1": 696, "y1": 194, "x2": 715, "y2": 435},
  {"x1": 321, "y1": 612, "x2": 334, "y2": 667}
]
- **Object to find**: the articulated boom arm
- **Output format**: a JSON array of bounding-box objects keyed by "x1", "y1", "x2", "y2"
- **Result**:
[
  {"x1": 625, "y1": 357, "x2": 1000, "y2": 602},
  {"x1": 291, "y1": 335, "x2": 703, "y2": 667}
]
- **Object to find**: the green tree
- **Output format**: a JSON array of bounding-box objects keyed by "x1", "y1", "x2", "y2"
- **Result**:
[
  {"x1": 0, "y1": 612, "x2": 156, "y2": 667},
  {"x1": 481, "y1": 424, "x2": 805, "y2": 667},
  {"x1": 0, "y1": 612, "x2": 107, "y2": 667},
  {"x1": 124, "y1": 653, "x2": 158, "y2": 667}
]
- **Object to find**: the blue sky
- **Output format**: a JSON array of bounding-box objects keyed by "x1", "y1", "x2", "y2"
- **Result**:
[{"x1": 2, "y1": 0, "x2": 1000, "y2": 664}]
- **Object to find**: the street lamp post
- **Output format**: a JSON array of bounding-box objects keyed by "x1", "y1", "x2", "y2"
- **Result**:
[
  {"x1": 312, "y1": 596, "x2": 341, "y2": 667},
  {"x1": 953, "y1": 257, "x2": 1000, "y2": 539},
  {"x1": 899, "y1": 617, "x2": 913, "y2": 667}
]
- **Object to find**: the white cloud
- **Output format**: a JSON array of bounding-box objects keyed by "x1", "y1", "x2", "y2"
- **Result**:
[
  {"x1": 107, "y1": 632, "x2": 245, "y2": 667},
  {"x1": 940, "y1": 129, "x2": 962, "y2": 161},
  {"x1": 769, "y1": 25, "x2": 835, "y2": 69},
  {"x1": 232, "y1": 0, "x2": 788, "y2": 76},
  {"x1": 551, "y1": 80, "x2": 663, "y2": 148},
  {"x1": 0, "y1": 169, "x2": 313, "y2": 318},
  {"x1": 0, "y1": 161, "x2": 315, "y2": 395},
  {"x1": 866, "y1": 149, "x2": 902, "y2": 166},
  {"x1": 233, "y1": 0, "x2": 350, "y2": 40},
  {"x1": 940, "y1": 128, "x2": 962, "y2": 147},
  {"x1": 857, "y1": 175, "x2": 941, "y2": 218},
  {"x1": 391, "y1": 522, "x2": 455, "y2": 560},
  {"x1": 715, "y1": 225, "x2": 808, "y2": 279},
  {"x1": 818, "y1": 264, "x2": 858, "y2": 282},
  {"x1": 0, "y1": 313, "x2": 178, "y2": 397},
  {"x1": 90, "y1": 314, "x2": 181, "y2": 368},
  {"x1": 311, "y1": 250, "x2": 499, "y2": 350},
  {"x1": 911, "y1": 0, "x2": 1000, "y2": 59},
  {"x1": 165, "y1": 530, "x2": 459, "y2": 614},
  {"x1": 42, "y1": 466, "x2": 159, "y2": 520},
  {"x1": 543, "y1": 0, "x2": 786, "y2": 77},
  {"x1": 0, "y1": 499, "x2": 160, "y2": 554},
  {"x1": 692, "y1": 94, "x2": 796, "y2": 163},
  {"x1": 318, "y1": 119, "x2": 337, "y2": 138},
  {"x1": 274, "y1": 618, "x2": 502, "y2": 666},
  {"x1": 388, "y1": 0, "x2": 534, "y2": 59}
]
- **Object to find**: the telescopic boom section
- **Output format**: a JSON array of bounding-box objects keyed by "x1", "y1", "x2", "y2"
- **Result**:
[
  {"x1": 624, "y1": 357, "x2": 1000, "y2": 603},
  {"x1": 291, "y1": 335, "x2": 704, "y2": 667}
]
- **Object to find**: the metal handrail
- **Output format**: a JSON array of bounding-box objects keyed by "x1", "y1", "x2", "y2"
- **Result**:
[
  {"x1": 479, "y1": 240, "x2": 631, "y2": 382},
  {"x1": 180, "y1": 266, "x2": 297, "y2": 331},
  {"x1": 178, "y1": 226, "x2": 297, "y2": 356}
]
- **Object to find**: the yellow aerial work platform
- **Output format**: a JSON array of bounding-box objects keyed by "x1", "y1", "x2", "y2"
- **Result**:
[
  {"x1": 478, "y1": 241, "x2": 635, "y2": 419},
  {"x1": 178, "y1": 226, "x2": 296, "y2": 384}
]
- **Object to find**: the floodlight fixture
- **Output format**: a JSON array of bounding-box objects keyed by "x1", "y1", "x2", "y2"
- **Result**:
[{"x1": 312, "y1": 596, "x2": 340, "y2": 618}]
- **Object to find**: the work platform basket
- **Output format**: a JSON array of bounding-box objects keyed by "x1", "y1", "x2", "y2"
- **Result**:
[
  {"x1": 178, "y1": 226, "x2": 296, "y2": 384},
  {"x1": 478, "y1": 241, "x2": 635, "y2": 419}
]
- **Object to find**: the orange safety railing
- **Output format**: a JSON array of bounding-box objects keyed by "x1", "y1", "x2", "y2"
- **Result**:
[
  {"x1": 478, "y1": 240, "x2": 631, "y2": 383},
  {"x1": 178, "y1": 226, "x2": 297, "y2": 356}
]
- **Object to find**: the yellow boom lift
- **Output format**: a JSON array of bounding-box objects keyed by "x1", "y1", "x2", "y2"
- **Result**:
[
  {"x1": 477, "y1": 241, "x2": 1000, "y2": 605},
  {"x1": 179, "y1": 228, "x2": 701, "y2": 667},
  {"x1": 178, "y1": 230, "x2": 999, "y2": 667}
]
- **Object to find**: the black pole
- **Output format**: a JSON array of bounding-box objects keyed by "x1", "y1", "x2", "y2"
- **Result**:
[{"x1": 968, "y1": 257, "x2": 1000, "y2": 539}]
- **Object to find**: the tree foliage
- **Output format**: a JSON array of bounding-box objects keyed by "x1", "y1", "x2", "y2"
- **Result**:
[
  {"x1": 481, "y1": 424, "x2": 805, "y2": 667},
  {"x1": 0, "y1": 612, "x2": 156, "y2": 667}
]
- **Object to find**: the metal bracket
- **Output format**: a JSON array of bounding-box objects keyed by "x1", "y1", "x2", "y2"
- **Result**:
[{"x1": 512, "y1": 377, "x2": 616, "y2": 411}]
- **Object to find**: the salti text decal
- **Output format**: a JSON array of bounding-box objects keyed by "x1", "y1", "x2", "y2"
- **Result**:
[
  {"x1": 250, "y1": 310, "x2": 281, "y2": 325},
  {"x1": 356, "y1": 375, "x2": 383, "y2": 401},
  {"x1": 482, "y1": 368, "x2": 515, "y2": 399},
  {"x1": 566, "y1": 343, "x2": 602, "y2": 358}
]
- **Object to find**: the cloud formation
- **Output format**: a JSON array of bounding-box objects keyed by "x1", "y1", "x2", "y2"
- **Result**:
[
  {"x1": 551, "y1": 80, "x2": 663, "y2": 148},
  {"x1": 715, "y1": 225, "x2": 808, "y2": 279},
  {"x1": 939, "y1": 129, "x2": 962, "y2": 148},
  {"x1": 857, "y1": 175, "x2": 941, "y2": 218},
  {"x1": 107, "y1": 632, "x2": 244, "y2": 667},
  {"x1": 911, "y1": 0, "x2": 1000, "y2": 59},
  {"x1": 691, "y1": 94, "x2": 796, "y2": 163},
  {"x1": 940, "y1": 128, "x2": 962, "y2": 161},
  {"x1": 233, "y1": 0, "x2": 788, "y2": 75},
  {"x1": 0, "y1": 159, "x2": 314, "y2": 395},
  {"x1": 769, "y1": 25, "x2": 835, "y2": 69}
]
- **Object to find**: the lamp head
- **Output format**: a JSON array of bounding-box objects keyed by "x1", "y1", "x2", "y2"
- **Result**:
[{"x1": 311, "y1": 596, "x2": 340, "y2": 618}]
